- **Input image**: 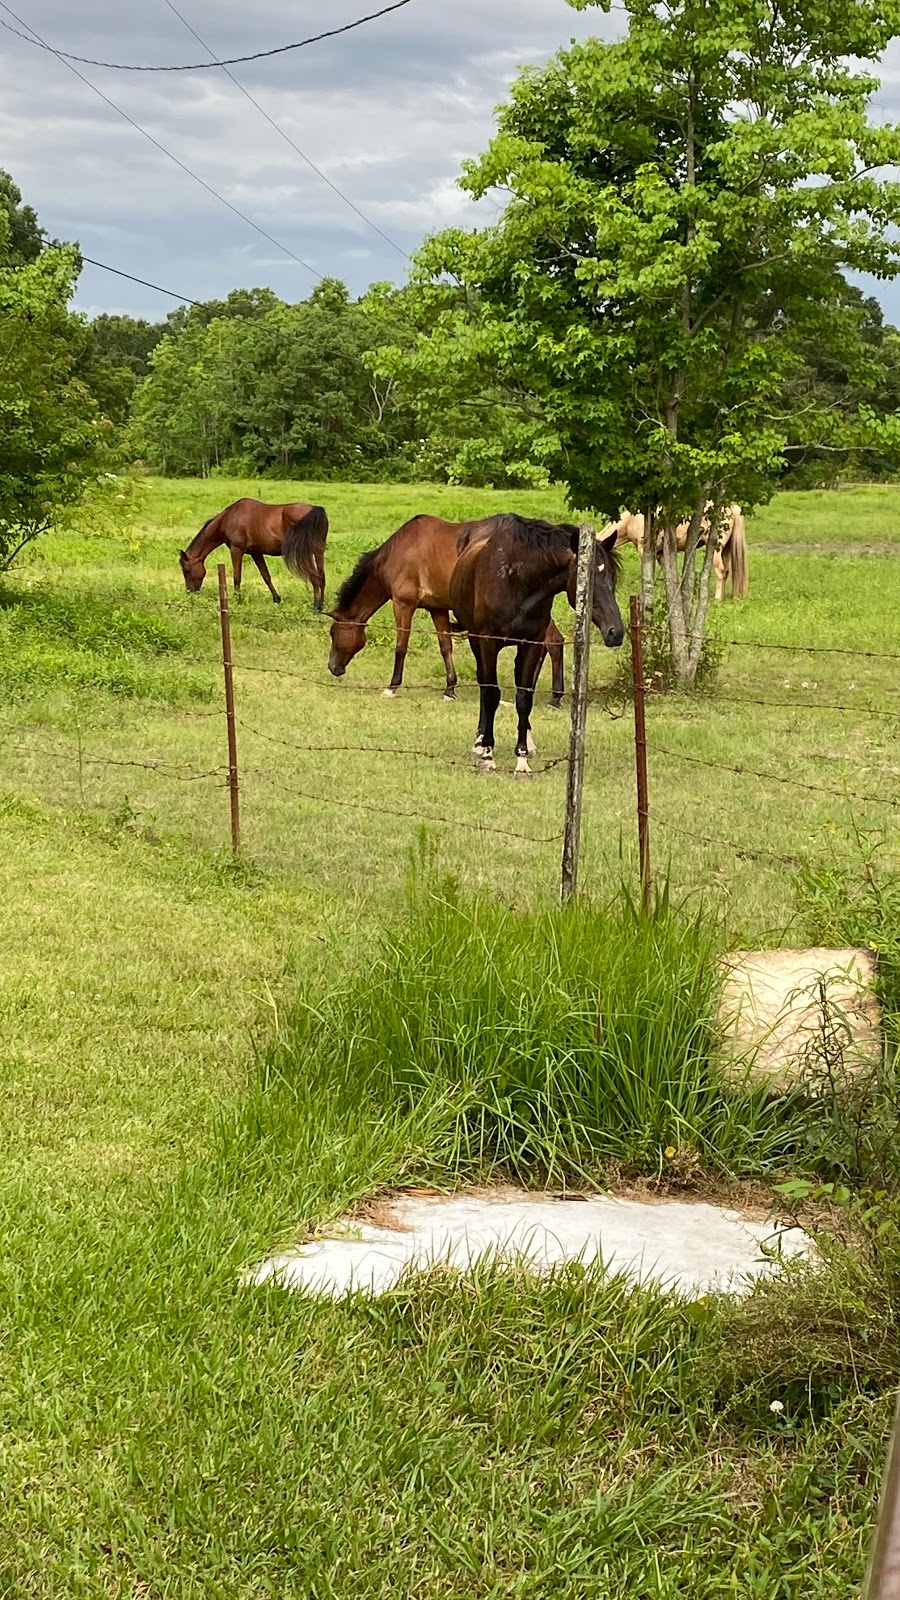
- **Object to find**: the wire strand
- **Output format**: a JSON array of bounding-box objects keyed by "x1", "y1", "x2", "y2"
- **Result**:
[
  {"x1": 0, "y1": 2, "x2": 322, "y2": 281},
  {"x1": 0, "y1": 0, "x2": 415, "y2": 71},
  {"x1": 80, "y1": 256, "x2": 201, "y2": 305},
  {"x1": 160, "y1": 0, "x2": 409, "y2": 260}
]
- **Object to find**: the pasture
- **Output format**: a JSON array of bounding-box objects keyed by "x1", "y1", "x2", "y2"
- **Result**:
[{"x1": 0, "y1": 478, "x2": 898, "y2": 1595}]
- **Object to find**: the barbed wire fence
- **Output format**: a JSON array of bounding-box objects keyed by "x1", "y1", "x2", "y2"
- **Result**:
[{"x1": 1, "y1": 557, "x2": 898, "y2": 892}]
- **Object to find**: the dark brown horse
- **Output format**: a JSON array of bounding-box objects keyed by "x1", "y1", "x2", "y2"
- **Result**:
[
  {"x1": 178, "y1": 498, "x2": 328, "y2": 609},
  {"x1": 450, "y1": 516, "x2": 623, "y2": 774},
  {"x1": 327, "y1": 514, "x2": 566, "y2": 703}
]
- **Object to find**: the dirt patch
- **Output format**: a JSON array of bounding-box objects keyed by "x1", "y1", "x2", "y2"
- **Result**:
[{"x1": 720, "y1": 946, "x2": 880, "y2": 1090}]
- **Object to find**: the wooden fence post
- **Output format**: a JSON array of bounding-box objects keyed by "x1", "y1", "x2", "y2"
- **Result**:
[
  {"x1": 863, "y1": 1391, "x2": 900, "y2": 1600},
  {"x1": 561, "y1": 523, "x2": 596, "y2": 901},
  {"x1": 217, "y1": 564, "x2": 241, "y2": 855},
  {"x1": 630, "y1": 593, "x2": 652, "y2": 912}
]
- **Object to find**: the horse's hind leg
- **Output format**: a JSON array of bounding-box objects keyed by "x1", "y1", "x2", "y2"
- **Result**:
[
  {"x1": 546, "y1": 621, "x2": 565, "y2": 708},
  {"x1": 251, "y1": 552, "x2": 281, "y2": 603},
  {"x1": 714, "y1": 548, "x2": 727, "y2": 603},
  {"x1": 430, "y1": 609, "x2": 458, "y2": 700},
  {"x1": 313, "y1": 552, "x2": 326, "y2": 613},
  {"x1": 471, "y1": 639, "x2": 500, "y2": 770},
  {"x1": 385, "y1": 598, "x2": 414, "y2": 696},
  {"x1": 514, "y1": 642, "x2": 545, "y2": 776}
]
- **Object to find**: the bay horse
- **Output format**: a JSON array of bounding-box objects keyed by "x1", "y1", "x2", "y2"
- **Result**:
[
  {"x1": 327, "y1": 514, "x2": 566, "y2": 703},
  {"x1": 178, "y1": 498, "x2": 328, "y2": 609},
  {"x1": 604, "y1": 506, "x2": 748, "y2": 600},
  {"x1": 450, "y1": 516, "x2": 623, "y2": 774}
]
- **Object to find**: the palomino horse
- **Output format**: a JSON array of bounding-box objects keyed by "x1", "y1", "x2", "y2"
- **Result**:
[
  {"x1": 450, "y1": 517, "x2": 623, "y2": 774},
  {"x1": 605, "y1": 506, "x2": 748, "y2": 600},
  {"x1": 178, "y1": 498, "x2": 328, "y2": 609},
  {"x1": 327, "y1": 513, "x2": 566, "y2": 703}
]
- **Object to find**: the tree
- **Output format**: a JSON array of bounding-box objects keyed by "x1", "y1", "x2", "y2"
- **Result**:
[
  {"x1": 0, "y1": 207, "x2": 101, "y2": 572},
  {"x1": 0, "y1": 169, "x2": 48, "y2": 265},
  {"x1": 383, "y1": 0, "x2": 900, "y2": 684},
  {"x1": 78, "y1": 314, "x2": 165, "y2": 427}
]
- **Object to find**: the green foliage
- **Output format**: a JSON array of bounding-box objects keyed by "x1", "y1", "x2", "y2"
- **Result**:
[
  {"x1": 384, "y1": 0, "x2": 900, "y2": 680},
  {"x1": 129, "y1": 278, "x2": 418, "y2": 480},
  {"x1": 0, "y1": 171, "x2": 103, "y2": 571},
  {"x1": 78, "y1": 314, "x2": 165, "y2": 426},
  {"x1": 263, "y1": 882, "x2": 792, "y2": 1180}
]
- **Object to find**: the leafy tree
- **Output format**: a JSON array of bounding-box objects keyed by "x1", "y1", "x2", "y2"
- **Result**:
[
  {"x1": 78, "y1": 314, "x2": 165, "y2": 427},
  {"x1": 0, "y1": 169, "x2": 48, "y2": 266},
  {"x1": 0, "y1": 201, "x2": 101, "y2": 571},
  {"x1": 382, "y1": 0, "x2": 900, "y2": 684},
  {"x1": 130, "y1": 280, "x2": 417, "y2": 478}
]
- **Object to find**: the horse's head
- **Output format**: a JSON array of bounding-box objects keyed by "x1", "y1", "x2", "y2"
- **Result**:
[
  {"x1": 567, "y1": 529, "x2": 624, "y2": 648},
  {"x1": 327, "y1": 614, "x2": 367, "y2": 676},
  {"x1": 179, "y1": 548, "x2": 206, "y2": 593}
]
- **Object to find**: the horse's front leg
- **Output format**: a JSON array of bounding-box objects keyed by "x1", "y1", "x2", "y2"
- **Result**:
[
  {"x1": 471, "y1": 639, "x2": 500, "y2": 770},
  {"x1": 546, "y1": 620, "x2": 565, "y2": 709},
  {"x1": 430, "y1": 609, "x2": 458, "y2": 700},
  {"x1": 231, "y1": 547, "x2": 244, "y2": 600},
  {"x1": 385, "y1": 599, "x2": 414, "y2": 697},
  {"x1": 714, "y1": 549, "x2": 726, "y2": 603},
  {"x1": 514, "y1": 642, "x2": 545, "y2": 776}
]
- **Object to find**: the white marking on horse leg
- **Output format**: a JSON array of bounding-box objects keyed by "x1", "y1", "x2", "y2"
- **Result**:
[
  {"x1": 480, "y1": 756, "x2": 497, "y2": 773},
  {"x1": 443, "y1": 691, "x2": 456, "y2": 702},
  {"x1": 526, "y1": 732, "x2": 536, "y2": 756},
  {"x1": 472, "y1": 740, "x2": 486, "y2": 756},
  {"x1": 383, "y1": 688, "x2": 397, "y2": 698},
  {"x1": 515, "y1": 756, "x2": 532, "y2": 777}
]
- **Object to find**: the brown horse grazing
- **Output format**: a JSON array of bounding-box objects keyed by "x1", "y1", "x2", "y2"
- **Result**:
[
  {"x1": 327, "y1": 514, "x2": 566, "y2": 703},
  {"x1": 178, "y1": 498, "x2": 328, "y2": 609},
  {"x1": 604, "y1": 506, "x2": 748, "y2": 600},
  {"x1": 450, "y1": 516, "x2": 623, "y2": 774}
]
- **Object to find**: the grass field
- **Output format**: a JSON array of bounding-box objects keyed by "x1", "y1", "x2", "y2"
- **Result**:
[{"x1": 0, "y1": 478, "x2": 898, "y2": 1595}]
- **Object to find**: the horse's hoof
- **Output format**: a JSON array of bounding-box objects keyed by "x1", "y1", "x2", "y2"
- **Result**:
[
  {"x1": 443, "y1": 691, "x2": 456, "y2": 702},
  {"x1": 383, "y1": 688, "x2": 398, "y2": 699},
  {"x1": 478, "y1": 758, "x2": 497, "y2": 774},
  {"x1": 515, "y1": 758, "x2": 532, "y2": 778},
  {"x1": 273, "y1": 596, "x2": 282, "y2": 604},
  {"x1": 549, "y1": 700, "x2": 563, "y2": 712}
]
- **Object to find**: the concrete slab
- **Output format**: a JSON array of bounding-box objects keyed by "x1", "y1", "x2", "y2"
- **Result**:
[
  {"x1": 720, "y1": 947, "x2": 881, "y2": 1089},
  {"x1": 245, "y1": 1190, "x2": 810, "y2": 1301}
]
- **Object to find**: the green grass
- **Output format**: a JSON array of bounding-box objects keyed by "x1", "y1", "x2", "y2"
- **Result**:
[
  {"x1": 0, "y1": 478, "x2": 898, "y2": 1594},
  {"x1": 261, "y1": 881, "x2": 792, "y2": 1181}
]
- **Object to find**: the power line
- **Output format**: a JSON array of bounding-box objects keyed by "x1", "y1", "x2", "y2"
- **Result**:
[
  {"x1": 160, "y1": 0, "x2": 408, "y2": 260},
  {"x1": 0, "y1": 2, "x2": 322, "y2": 282},
  {"x1": 80, "y1": 256, "x2": 200, "y2": 306},
  {"x1": 0, "y1": 0, "x2": 415, "y2": 71}
]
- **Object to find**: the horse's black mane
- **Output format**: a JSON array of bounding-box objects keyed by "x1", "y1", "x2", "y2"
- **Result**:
[
  {"x1": 497, "y1": 514, "x2": 622, "y2": 579},
  {"x1": 334, "y1": 547, "x2": 380, "y2": 613}
]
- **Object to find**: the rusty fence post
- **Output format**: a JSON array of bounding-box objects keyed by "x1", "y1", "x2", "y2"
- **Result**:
[
  {"x1": 217, "y1": 563, "x2": 241, "y2": 855},
  {"x1": 629, "y1": 593, "x2": 652, "y2": 913},
  {"x1": 561, "y1": 523, "x2": 596, "y2": 901},
  {"x1": 863, "y1": 1393, "x2": 900, "y2": 1600}
]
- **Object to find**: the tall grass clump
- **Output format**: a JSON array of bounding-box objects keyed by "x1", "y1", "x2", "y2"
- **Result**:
[{"x1": 262, "y1": 882, "x2": 791, "y2": 1182}]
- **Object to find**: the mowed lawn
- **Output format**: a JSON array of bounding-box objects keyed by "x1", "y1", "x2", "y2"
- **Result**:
[{"x1": 0, "y1": 479, "x2": 897, "y2": 1595}]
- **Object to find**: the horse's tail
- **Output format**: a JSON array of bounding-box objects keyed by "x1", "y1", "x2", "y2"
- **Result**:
[
  {"x1": 283, "y1": 505, "x2": 329, "y2": 585},
  {"x1": 727, "y1": 506, "x2": 749, "y2": 598}
]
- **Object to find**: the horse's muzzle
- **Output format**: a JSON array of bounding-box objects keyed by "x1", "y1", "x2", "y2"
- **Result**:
[
  {"x1": 604, "y1": 623, "x2": 625, "y2": 648},
  {"x1": 328, "y1": 658, "x2": 345, "y2": 678}
]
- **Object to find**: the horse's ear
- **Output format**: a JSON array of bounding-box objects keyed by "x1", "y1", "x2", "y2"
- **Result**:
[
  {"x1": 178, "y1": 548, "x2": 187, "y2": 559},
  {"x1": 601, "y1": 529, "x2": 618, "y2": 553}
]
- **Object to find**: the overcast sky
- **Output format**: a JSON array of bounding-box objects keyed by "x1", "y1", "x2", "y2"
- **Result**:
[{"x1": 1, "y1": 0, "x2": 899, "y2": 323}]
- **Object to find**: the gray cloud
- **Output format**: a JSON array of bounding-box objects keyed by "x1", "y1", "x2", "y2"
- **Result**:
[{"x1": 1, "y1": 0, "x2": 899, "y2": 321}]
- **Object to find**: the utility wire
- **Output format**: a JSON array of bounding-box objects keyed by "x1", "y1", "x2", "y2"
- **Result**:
[
  {"x1": 160, "y1": 0, "x2": 408, "y2": 260},
  {"x1": 81, "y1": 256, "x2": 201, "y2": 305},
  {"x1": 0, "y1": 2, "x2": 322, "y2": 281},
  {"x1": 0, "y1": 0, "x2": 415, "y2": 71}
]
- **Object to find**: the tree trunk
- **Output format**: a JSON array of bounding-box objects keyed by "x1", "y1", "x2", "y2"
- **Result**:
[
  {"x1": 640, "y1": 505, "x2": 656, "y2": 616},
  {"x1": 660, "y1": 521, "x2": 691, "y2": 684}
]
